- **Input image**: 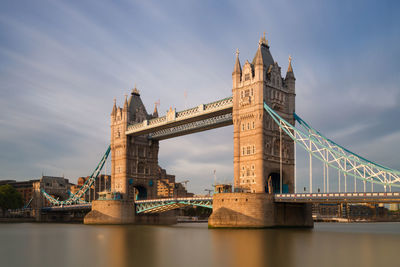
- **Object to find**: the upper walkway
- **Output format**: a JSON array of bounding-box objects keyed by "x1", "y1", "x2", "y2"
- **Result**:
[{"x1": 125, "y1": 97, "x2": 233, "y2": 139}]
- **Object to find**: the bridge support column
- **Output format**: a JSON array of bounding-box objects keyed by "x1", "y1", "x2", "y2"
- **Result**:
[
  {"x1": 208, "y1": 193, "x2": 313, "y2": 228},
  {"x1": 84, "y1": 200, "x2": 135, "y2": 224}
]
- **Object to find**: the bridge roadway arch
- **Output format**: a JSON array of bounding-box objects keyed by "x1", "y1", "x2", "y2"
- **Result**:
[{"x1": 135, "y1": 197, "x2": 213, "y2": 214}]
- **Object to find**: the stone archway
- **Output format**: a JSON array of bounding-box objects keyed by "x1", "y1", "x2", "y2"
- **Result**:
[
  {"x1": 134, "y1": 185, "x2": 147, "y2": 200},
  {"x1": 266, "y1": 172, "x2": 281, "y2": 194}
]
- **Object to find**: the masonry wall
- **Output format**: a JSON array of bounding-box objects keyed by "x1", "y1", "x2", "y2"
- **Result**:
[{"x1": 208, "y1": 193, "x2": 313, "y2": 228}]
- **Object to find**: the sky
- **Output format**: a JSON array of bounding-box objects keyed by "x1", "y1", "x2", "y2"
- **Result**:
[{"x1": 0, "y1": 0, "x2": 399, "y2": 194}]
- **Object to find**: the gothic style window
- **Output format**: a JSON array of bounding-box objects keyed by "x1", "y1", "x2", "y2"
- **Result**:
[{"x1": 247, "y1": 146, "x2": 251, "y2": 155}]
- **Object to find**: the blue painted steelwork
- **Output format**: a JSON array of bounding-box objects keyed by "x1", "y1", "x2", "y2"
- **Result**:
[
  {"x1": 41, "y1": 145, "x2": 111, "y2": 206},
  {"x1": 264, "y1": 103, "x2": 400, "y2": 188},
  {"x1": 24, "y1": 197, "x2": 33, "y2": 208},
  {"x1": 135, "y1": 197, "x2": 213, "y2": 213}
]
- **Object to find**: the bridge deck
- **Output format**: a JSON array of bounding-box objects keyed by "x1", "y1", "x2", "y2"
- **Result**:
[
  {"x1": 41, "y1": 203, "x2": 92, "y2": 211},
  {"x1": 275, "y1": 192, "x2": 400, "y2": 203},
  {"x1": 42, "y1": 193, "x2": 400, "y2": 212}
]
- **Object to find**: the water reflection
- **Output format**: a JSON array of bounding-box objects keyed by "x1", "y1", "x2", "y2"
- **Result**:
[{"x1": 0, "y1": 222, "x2": 399, "y2": 267}]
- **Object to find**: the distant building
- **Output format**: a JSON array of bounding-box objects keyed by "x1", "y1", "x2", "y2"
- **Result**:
[
  {"x1": 0, "y1": 179, "x2": 39, "y2": 207},
  {"x1": 156, "y1": 178, "x2": 194, "y2": 198},
  {"x1": 71, "y1": 174, "x2": 111, "y2": 202}
]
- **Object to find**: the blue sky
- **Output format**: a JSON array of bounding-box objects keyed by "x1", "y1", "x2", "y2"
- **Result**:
[{"x1": 0, "y1": 0, "x2": 399, "y2": 194}]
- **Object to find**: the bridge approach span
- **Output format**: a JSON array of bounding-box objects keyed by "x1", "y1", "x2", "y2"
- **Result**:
[
  {"x1": 275, "y1": 192, "x2": 400, "y2": 203},
  {"x1": 135, "y1": 197, "x2": 213, "y2": 213}
]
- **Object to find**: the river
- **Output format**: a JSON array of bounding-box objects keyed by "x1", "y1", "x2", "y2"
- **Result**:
[{"x1": 0, "y1": 222, "x2": 399, "y2": 267}]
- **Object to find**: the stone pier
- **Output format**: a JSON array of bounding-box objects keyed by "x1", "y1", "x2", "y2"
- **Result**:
[
  {"x1": 84, "y1": 199, "x2": 177, "y2": 225},
  {"x1": 208, "y1": 193, "x2": 313, "y2": 228},
  {"x1": 84, "y1": 200, "x2": 136, "y2": 224}
]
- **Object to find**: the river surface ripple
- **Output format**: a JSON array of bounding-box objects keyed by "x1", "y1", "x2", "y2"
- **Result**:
[{"x1": 0, "y1": 222, "x2": 399, "y2": 267}]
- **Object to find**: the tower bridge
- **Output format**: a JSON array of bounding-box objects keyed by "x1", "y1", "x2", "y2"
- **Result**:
[{"x1": 40, "y1": 35, "x2": 400, "y2": 228}]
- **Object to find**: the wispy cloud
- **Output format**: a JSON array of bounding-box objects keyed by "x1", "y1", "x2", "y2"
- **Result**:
[{"x1": 0, "y1": 0, "x2": 399, "y2": 193}]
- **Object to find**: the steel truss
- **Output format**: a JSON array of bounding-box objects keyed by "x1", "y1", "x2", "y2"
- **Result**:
[
  {"x1": 135, "y1": 197, "x2": 213, "y2": 213},
  {"x1": 149, "y1": 113, "x2": 232, "y2": 139},
  {"x1": 264, "y1": 103, "x2": 400, "y2": 190},
  {"x1": 41, "y1": 145, "x2": 111, "y2": 206}
]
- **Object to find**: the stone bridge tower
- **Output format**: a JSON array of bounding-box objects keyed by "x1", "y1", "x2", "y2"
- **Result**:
[
  {"x1": 110, "y1": 87, "x2": 160, "y2": 200},
  {"x1": 232, "y1": 35, "x2": 296, "y2": 194},
  {"x1": 209, "y1": 37, "x2": 312, "y2": 228}
]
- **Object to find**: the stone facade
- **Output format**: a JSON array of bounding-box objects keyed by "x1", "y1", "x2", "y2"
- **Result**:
[
  {"x1": 209, "y1": 193, "x2": 313, "y2": 228},
  {"x1": 209, "y1": 37, "x2": 313, "y2": 228},
  {"x1": 111, "y1": 88, "x2": 160, "y2": 200},
  {"x1": 232, "y1": 36, "x2": 296, "y2": 194},
  {"x1": 84, "y1": 200, "x2": 136, "y2": 224}
]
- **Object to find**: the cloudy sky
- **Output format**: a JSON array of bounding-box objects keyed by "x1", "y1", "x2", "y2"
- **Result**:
[{"x1": 0, "y1": 0, "x2": 399, "y2": 194}]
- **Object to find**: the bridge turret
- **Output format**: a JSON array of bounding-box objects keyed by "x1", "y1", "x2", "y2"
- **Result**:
[
  {"x1": 285, "y1": 56, "x2": 296, "y2": 116},
  {"x1": 111, "y1": 98, "x2": 117, "y2": 117},
  {"x1": 152, "y1": 103, "x2": 159, "y2": 118},
  {"x1": 252, "y1": 33, "x2": 274, "y2": 83},
  {"x1": 232, "y1": 49, "x2": 242, "y2": 88}
]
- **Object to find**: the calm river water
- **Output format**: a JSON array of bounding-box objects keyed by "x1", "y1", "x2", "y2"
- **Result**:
[{"x1": 0, "y1": 222, "x2": 399, "y2": 267}]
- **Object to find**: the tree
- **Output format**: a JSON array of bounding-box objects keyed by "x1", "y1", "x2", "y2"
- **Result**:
[{"x1": 0, "y1": 184, "x2": 24, "y2": 214}]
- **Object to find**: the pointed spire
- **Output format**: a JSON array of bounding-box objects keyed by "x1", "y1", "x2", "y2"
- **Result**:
[
  {"x1": 286, "y1": 55, "x2": 295, "y2": 79},
  {"x1": 262, "y1": 31, "x2": 269, "y2": 47},
  {"x1": 254, "y1": 43, "x2": 264, "y2": 66},
  {"x1": 123, "y1": 94, "x2": 128, "y2": 111},
  {"x1": 153, "y1": 102, "x2": 159, "y2": 118},
  {"x1": 233, "y1": 48, "x2": 242, "y2": 74},
  {"x1": 111, "y1": 98, "x2": 117, "y2": 116},
  {"x1": 252, "y1": 33, "x2": 274, "y2": 67},
  {"x1": 287, "y1": 55, "x2": 293, "y2": 72},
  {"x1": 132, "y1": 83, "x2": 140, "y2": 96}
]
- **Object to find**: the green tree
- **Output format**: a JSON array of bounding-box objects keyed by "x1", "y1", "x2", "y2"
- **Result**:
[{"x1": 0, "y1": 184, "x2": 24, "y2": 213}]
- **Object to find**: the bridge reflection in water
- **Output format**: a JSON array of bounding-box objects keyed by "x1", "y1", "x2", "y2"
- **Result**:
[{"x1": 1, "y1": 223, "x2": 399, "y2": 267}]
